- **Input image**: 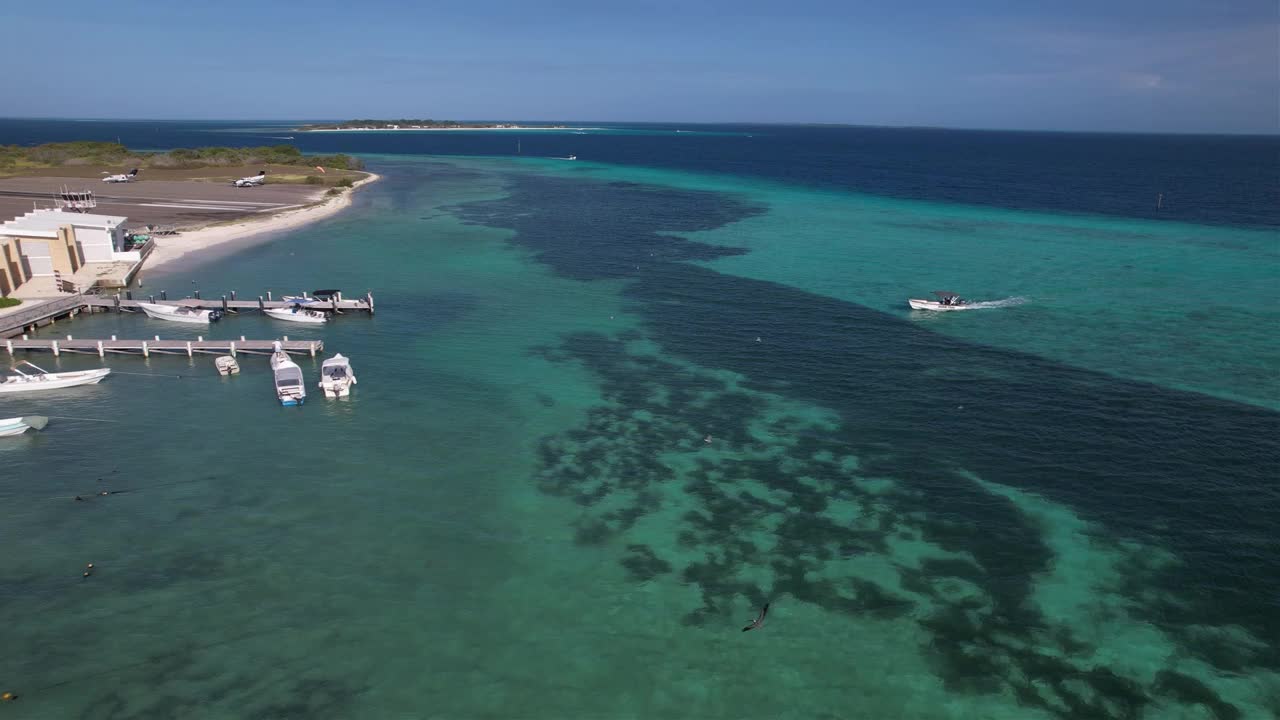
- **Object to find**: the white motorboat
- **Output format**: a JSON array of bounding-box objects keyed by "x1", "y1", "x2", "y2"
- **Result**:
[
  {"x1": 137, "y1": 302, "x2": 223, "y2": 324},
  {"x1": 908, "y1": 291, "x2": 975, "y2": 312},
  {"x1": 0, "y1": 361, "x2": 110, "y2": 393},
  {"x1": 0, "y1": 415, "x2": 49, "y2": 436},
  {"x1": 270, "y1": 342, "x2": 306, "y2": 406},
  {"x1": 215, "y1": 356, "x2": 240, "y2": 375},
  {"x1": 318, "y1": 354, "x2": 357, "y2": 398},
  {"x1": 264, "y1": 305, "x2": 328, "y2": 324}
]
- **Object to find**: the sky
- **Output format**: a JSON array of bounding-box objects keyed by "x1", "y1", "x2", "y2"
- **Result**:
[{"x1": 2, "y1": 0, "x2": 1276, "y2": 133}]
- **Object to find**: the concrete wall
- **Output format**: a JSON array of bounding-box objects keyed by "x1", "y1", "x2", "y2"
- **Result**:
[
  {"x1": 0, "y1": 239, "x2": 27, "y2": 296},
  {"x1": 13, "y1": 232, "x2": 78, "y2": 278},
  {"x1": 72, "y1": 223, "x2": 122, "y2": 263}
]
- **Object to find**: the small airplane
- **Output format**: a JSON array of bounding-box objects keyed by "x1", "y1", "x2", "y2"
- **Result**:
[
  {"x1": 233, "y1": 170, "x2": 266, "y2": 188},
  {"x1": 101, "y1": 168, "x2": 138, "y2": 183}
]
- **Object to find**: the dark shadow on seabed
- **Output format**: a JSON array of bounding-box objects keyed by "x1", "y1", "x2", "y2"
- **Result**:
[{"x1": 455, "y1": 173, "x2": 1280, "y2": 719}]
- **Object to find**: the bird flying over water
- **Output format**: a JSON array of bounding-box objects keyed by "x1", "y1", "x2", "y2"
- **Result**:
[{"x1": 742, "y1": 603, "x2": 769, "y2": 632}]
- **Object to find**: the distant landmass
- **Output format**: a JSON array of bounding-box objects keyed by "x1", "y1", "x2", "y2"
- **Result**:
[{"x1": 298, "y1": 119, "x2": 569, "y2": 131}]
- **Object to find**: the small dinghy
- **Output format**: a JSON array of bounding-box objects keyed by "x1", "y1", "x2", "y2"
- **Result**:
[
  {"x1": 318, "y1": 354, "x2": 357, "y2": 398},
  {"x1": 0, "y1": 415, "x2": 49, "y2": 436},
  {"x1": 137, "y1": 302, "x2": 222, "y2": 324},
  {"x1": 0, "y1": 362, "x2": 110, "y2": 393},
  {"x1": 215, "y1": 356, "x2": 240, "y2": 375},
  {"x1": 908, "y1": 291, "x2": 975, "y2": 312},
  {"x1": 264, "y1": 304, "x2": 328, "y2": 324},
  {"x1": 270, "y1": 342, "x2": 306, "y2": 406}
]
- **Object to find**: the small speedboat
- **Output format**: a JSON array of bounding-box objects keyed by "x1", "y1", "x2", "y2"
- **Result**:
[
  {"x1": 270, "y1": 342, "x2": 306, "y2": 406},
  {"x1": 215, "y1": 356, "x2": 240, "y2": 375},
  {"x1": 318, "y1": 354, "x2": 357, "y2": 398},
  {"x1": 138, "y1": 302, "x2": 222, "y2": 324},
  {"x1": 0, "y1": 362, "x2": 110, "y2": 393},
  {"x1": 264, "y1": 305, "x2": 328, "y2": 324},
  {"x1": 0, "y1": 415, "x2": 49, "y2": 436},
  {"x1": 908, "y1": 291, "x2": 974, "y2": 312}
]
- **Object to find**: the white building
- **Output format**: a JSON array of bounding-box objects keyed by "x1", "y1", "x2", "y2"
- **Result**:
[{"x1": 0, "y1": 209, "x2": 141, "y2": 295}]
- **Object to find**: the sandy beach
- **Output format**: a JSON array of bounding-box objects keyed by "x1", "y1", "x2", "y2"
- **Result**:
[{"x1": 144, "y1": 172, "x2": 379, "y2": 270}]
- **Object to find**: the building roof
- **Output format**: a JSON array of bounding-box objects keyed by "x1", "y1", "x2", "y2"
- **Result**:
[{"x1": 0, "y1": 209, "x2": 128, "y2": 238}]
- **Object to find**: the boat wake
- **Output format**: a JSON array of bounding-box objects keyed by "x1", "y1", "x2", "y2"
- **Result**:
[{"x1": 964, "y1": 296, "x2": 1029, "y2": 309}]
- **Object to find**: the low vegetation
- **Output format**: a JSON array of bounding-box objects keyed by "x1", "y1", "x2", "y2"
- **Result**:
[
  {"x1": 0, "y1": 297, "x2": 22, "y2": 309},
  {"x1": 0, "y1": 142, "x2": 363, "y2": 173},
  {"x1": 300, "y1": 118, "x2": 561, "y2": 130}
]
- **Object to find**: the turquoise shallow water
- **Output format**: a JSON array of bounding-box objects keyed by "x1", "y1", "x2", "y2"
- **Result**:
[{"x1": 1, "y1": 155, "x2": 1277, "y2": 719}]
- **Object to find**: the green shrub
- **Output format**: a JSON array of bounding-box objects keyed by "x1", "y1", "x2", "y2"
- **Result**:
[
  {"x1": 336, "y1": 177, "x2": 354, "y2": 188},
  {"x1": 0, "y1": 297, "x2": 22, "y2": 308},
  {"x1": 304, "y1": 175, "x2": 323, "y2": 185}
]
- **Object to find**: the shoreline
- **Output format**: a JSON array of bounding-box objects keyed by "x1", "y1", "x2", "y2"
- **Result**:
[{"x1": 143, "y1": 172, "x2": 380, "y2": 271}]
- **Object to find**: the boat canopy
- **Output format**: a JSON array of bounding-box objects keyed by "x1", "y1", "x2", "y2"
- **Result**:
[{"x1": 274, "y1": 365, "x2": 304, "y2": 387}]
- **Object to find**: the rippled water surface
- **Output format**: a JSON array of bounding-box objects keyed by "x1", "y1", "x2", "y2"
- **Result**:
[{"x1": 1, "y1": 124, "x2": 1277, "y2": 719}]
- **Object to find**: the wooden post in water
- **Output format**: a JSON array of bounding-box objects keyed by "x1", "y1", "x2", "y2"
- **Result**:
[
  {"x1": 230, "y1": 290, "x2": 237, "y2": 302},
  {"x1": 186, "y1": 341, "x2": 192, "y2": 357},
  {"x1": 161, "y1": 290, "x2": 167, "y2": 301},
  {"x1": 51, "y1": 340, "x2": 59, "y2": 356},
  {"x1": 222, "y1": 295, "x2": 228, "y2": 313},
  {"x1": 5, "y1": 340, "x2": 11, "y2": 356},
  {"x1": 267, "y1": 291, "x2": 273, "y2": 302},
  {"x1": 142, "y1": 341, "x2": 149, "y2": 358},
  {"x1": 310, "y1": 342, "x2": 316, "y2": 357},
  {"x1": 97, "y1": 341, "x2": 104, "y2": 358},
  {"x1": 229, "y1": 341, "x2": 236, "y2": 357},
  {"x1": 114, "y1": 294, "x2": 121, "y2": 312},
  {"x1": 258, "y1": 296, "x2": 265, "y2": 311},
  {"x1": 149, "y1": 295, "x2": 155, "y2": 304},
  {"x1": 366, "y1": 291, "x2": 375, "y2": 315}
]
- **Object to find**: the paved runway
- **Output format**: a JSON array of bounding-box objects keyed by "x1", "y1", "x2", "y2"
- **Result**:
[{"x1": 0, "y1": 177, "x2": 323, "y2": 230}]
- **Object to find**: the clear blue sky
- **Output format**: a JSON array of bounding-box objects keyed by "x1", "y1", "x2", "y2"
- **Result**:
[{"x1": 4, "y1": 0, "x2": 1276, "y2": 133}]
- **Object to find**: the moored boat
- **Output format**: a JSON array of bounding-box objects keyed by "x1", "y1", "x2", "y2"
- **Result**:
[
  {"x1": 0, "y1": 362, "x2": 110, "y2": 393},
  {"x1": 318, "y1": 354, "x2": 357, "y2": 398},
  {"x1": 0, "y1": 415, "x2": 49, "y2": 436},
  {"x1": 137, "y1": 302, "x2": 223, "y2": 324},
  {"x1": 270, "y1": 342, "x2": 306, "y2": 406},
  {"x1": 215, "y1": 356, "x2": 240, "y2": 375},
  {"x1": 264, "y1": 305, "x2": 328, "y2": 324}
]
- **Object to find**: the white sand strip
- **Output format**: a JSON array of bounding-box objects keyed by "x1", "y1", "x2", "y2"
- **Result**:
[{"x1": 144, "y1": 173, "x2": 380, "y2": 271}]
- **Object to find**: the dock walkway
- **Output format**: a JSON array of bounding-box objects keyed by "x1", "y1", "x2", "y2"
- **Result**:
[
  {"x1": 5, "y1": 335, "x2": 322, "y2": 358},
  {"x1": 0, "y1": 289, "x2": 373, "y2": 338}
]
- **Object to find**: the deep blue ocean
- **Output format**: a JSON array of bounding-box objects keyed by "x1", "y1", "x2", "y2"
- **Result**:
[{"x1": 1, "y1": 118, "x2": 1277, "y2": 719}]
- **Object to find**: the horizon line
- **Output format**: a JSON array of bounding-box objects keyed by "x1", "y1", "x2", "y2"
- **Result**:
[{"x1": 0, "y1": 115, "x2": 1276, "y2": 138}]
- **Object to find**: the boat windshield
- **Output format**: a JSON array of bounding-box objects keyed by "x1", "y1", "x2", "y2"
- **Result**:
[{"x1": 276, "y1": 378, "x2": 301, "y2": 388}]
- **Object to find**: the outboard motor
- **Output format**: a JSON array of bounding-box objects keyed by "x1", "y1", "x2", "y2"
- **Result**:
[{"x1": 209, "y1": 310, "x2": 224, "y2": 322}]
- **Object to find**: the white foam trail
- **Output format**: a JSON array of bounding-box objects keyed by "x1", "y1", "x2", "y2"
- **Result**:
[{"x1": 964, "y1": 296, "x2": 1029, "y2": 309}]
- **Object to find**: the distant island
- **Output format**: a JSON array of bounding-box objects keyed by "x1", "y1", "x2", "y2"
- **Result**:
[{"x1": 298, "y1": 119, "x2": 575, "y2": 132}]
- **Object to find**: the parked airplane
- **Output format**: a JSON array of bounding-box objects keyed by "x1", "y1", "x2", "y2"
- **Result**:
[
  {"x1": 233, "y1": 170, "x2": 267, "y2": 188},
  {"x1": 101, "y1": 168, "x2": 138, "y2": 183}
]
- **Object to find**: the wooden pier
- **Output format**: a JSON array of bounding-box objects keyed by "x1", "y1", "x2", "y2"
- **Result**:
[
  {"x1": 83, "y1": 290, "x2": 375, "y2": 315},
  {"x1": 4, "y1": 334, "x2": 322, "y2": 358},
  {"x1": 0, "y1": 289, "x2": 373, "y2": 338}
]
